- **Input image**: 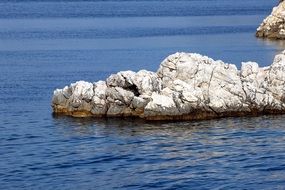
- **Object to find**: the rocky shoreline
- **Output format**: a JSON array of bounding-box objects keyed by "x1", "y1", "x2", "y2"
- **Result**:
[
  {"x1": 256, "y1": 1, "x2": 285, "y2": 39},
  {"x1": 52, "y1": 51, "x2": 285, "y2": 121}
]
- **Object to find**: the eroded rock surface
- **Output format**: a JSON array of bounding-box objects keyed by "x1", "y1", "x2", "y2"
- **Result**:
[
  {"x1": 256, "y1": 1, "x2": 285, "y2": 39},
  {"x1": 52, "y1": 51, "x2": 285, "y2": 120}
]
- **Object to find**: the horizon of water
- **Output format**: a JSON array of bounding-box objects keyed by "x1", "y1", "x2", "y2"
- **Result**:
[{"x1": 1, "y1": 0, "x2": 285, "y2": 189}]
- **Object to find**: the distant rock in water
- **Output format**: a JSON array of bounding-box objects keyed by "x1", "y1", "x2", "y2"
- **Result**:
[
  {"x1": 52, "y1": 51, "x2": 285, "y2": 121},
  {"x1": 256, "y1": 1, "x2": 285, "y2": 39}
]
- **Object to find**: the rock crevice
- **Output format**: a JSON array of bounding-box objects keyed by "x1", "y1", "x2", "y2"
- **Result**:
[{"x1": 52, "y1": 51, "x2": 285, "y2": 120}]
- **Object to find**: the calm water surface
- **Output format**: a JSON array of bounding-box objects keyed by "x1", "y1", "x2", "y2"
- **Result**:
[{"x1": 1, "y1": 0, "x2": 285, "y2": 189}]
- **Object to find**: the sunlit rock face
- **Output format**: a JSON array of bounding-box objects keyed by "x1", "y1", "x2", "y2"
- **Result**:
[
  {"x1": 52, "y1": 51, "x2": 285, "y2": 121},
  {"x1": 256, "y1": 1, "x2": 285, "y2": 39}
]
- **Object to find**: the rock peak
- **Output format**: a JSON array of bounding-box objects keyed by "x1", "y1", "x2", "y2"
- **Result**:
[{"x1": 256, "y1": 1, "x2": 285, "y2": 39}]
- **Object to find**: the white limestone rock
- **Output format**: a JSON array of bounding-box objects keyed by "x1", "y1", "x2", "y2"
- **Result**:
[
  {"x1": 91, "y1": 81, "x2": 108, "y2": 115},
  {"x1": 52, "y1": 51, "x2": 285, "y2": 120},
  {"x1": 157, "y1": 53, "x2": 246, "y2": 113},
  {"x1": 256, "y1": 1, "x2": 285, "y2": 39},
  {"x1": 144, "y1": 92, "x2": 180, "y2": 116}
]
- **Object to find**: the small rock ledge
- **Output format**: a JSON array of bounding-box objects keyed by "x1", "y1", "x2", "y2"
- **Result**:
[
  {"x1": 52, "y1": 51, "x2": 285, "y2": 121},
  {"x1": 256, "y1": 1, "x2": 285, "y2": 39}
]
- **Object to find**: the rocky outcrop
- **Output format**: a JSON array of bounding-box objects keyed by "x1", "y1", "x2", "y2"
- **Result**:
[
  {"x1": 52, "y1": 51, "x2": 285, "y2": 120},
  {"x1": 256, "y1": 1, "x2": 285, "y2": 39}
]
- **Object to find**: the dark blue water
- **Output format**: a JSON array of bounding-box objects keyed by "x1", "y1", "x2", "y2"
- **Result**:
[{"x1": 1, "y1": 0, "x2": 285, "y2": 189}]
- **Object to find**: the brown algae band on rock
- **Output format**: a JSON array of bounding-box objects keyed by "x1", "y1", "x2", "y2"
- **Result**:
[
  {"x1": 256, "y1": 1, "x2": 285, "y2": 39},
  {"x1": 52, "y1": 51, "x2": 285, "y2": 121}
]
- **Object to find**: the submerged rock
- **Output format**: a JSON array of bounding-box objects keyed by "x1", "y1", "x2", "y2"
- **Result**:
[
  {"x1": 52, "y1": 51, "x2": 285, "y2": 120},
  {"x1": 256, "y1": 1, "x2": 285, "y2": 39}
]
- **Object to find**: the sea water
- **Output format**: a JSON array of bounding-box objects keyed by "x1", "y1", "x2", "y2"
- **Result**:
[{"x1": 1, "y1": 0, "x2": 285, "y2": 189}]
